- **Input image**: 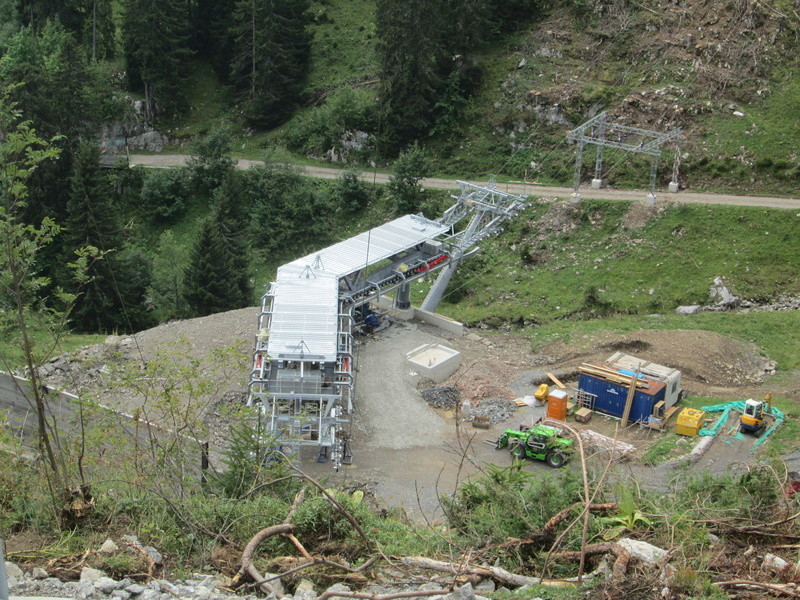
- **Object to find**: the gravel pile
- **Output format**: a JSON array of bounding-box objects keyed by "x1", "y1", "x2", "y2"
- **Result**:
[
  {"x1": 4, "y1": 561, "x2": 505, "y2": 600},
  {"x1": 421, "y1": 386, "x2": 460, "y2": 409},
  {"x1": 465, "y1": 397, "x2": 516, "y2": 424}
]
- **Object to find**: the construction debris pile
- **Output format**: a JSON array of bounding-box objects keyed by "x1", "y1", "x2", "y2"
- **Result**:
[
  {"x1": 421, "y1": 386, "x2": 461, "y2": 409},
  {"x1": 465, "y1": 397, "x2": 517, "y2": 425}
]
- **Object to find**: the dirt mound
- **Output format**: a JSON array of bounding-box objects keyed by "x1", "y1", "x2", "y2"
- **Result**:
[
  {"x1": 546, "y1": 329, "x2": 771, "y2": 388},
  {"x1": 599, "y1": 339, "x2": 652, "y2": 353},
  {"x1": 530, "y1": 200, "x2": 582, "y2": 239},
  {"x1": 131, "y1": 306, "x2": 258, "y2": 363},
  {"x1": 621, "y1": 198, "x2": 670, "y2": 229}
]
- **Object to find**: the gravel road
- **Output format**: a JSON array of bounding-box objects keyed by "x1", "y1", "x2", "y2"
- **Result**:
[{"x1": 129, "y1": 153, "x2": 800, "y2": 210}]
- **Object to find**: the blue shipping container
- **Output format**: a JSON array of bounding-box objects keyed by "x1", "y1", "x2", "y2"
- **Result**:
[{"x1": 578, "y1": 373, "x2": 666, "y2": 423}]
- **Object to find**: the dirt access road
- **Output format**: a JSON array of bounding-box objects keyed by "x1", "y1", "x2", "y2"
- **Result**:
[{"x1": 129, "y1": 153, "x2": 800, "y2": 210}]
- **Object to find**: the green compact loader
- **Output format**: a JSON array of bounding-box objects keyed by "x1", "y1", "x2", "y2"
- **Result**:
[{"x1": 495, "y1": 423, "x2": 573, "y2": 468}]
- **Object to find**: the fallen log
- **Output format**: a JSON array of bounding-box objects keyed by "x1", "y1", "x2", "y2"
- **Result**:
[
  {"x1": 713, "y1": 580, "x2": 800, "y2": 597},
  {"x1": 543, "y1": 503, "x2": 618, "y2": 534},
  {"x1": 400, "y1": 556, "x2": 603, "y2": 588},
  {"x1": 234, "y1": 523, "x2": 295, "y2": 595},
  {"x1": 552, "y1": 542, "x2": 630, "y2": 584},
  {"x1": 401, "y1": 556, "x2": 543, "y2": 587}
]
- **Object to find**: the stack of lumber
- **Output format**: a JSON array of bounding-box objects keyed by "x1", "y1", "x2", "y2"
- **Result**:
[
  {"x1": 579, "y1": 363, "x2": 650, "y2": 389},
  {"x1": 579, "y1": 430, "x2": 636, "y2": 462}
]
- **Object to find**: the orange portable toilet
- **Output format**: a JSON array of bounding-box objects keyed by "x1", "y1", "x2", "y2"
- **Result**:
[{"x1": 547, "y1": 389, "x2": 569, "y2": 421}]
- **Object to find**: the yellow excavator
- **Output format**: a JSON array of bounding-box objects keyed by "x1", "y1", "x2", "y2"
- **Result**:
[{"x1": 740, "y1": 393, "x2": 773, "y2": 436}]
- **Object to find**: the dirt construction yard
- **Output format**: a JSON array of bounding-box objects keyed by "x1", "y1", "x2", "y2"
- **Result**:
[
  {"x1": 42, "y1": 305, "x2": 799, "y2": 521},
  {"x1": 305, "y1": 314, "x2": 794, "y2": 519}
]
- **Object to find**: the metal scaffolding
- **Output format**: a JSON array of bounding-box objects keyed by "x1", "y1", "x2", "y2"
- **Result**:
[
  {"x1": 567, "y1": 112, "x2": 682, "y2": 195},
  {"x1": 246, "y1": 182, "x2": 528, "y2": 469}
]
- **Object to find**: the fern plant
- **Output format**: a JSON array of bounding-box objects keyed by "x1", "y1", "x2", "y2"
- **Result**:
[{"x1": 597, "y1": 486, "x2": 652, "y2": 540}]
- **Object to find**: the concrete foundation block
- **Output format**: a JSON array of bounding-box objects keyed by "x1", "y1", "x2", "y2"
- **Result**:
[
  {"x1": 406, "y1": 343, "x2": 461, "y2": 382},
  {"x1": 668, "y1": 181, "x2": 679, "y2": 193},
  {"x1": 591, "y1": 178, "x2": 603, "y2": 189}
]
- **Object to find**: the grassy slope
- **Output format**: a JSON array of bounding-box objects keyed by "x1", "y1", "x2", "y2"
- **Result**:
[
  {"x1": 439, "y1": 200, "x2": 800, "y2": 324},
  {"x1": 0, "y1": 331, "x2": 105, "y2": 370}
]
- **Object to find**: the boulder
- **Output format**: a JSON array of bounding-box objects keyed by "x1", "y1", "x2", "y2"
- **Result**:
[
  {"x1": 99, "y1": 538, "x2": 120, "y2": 553},
  {"x1": 126, "y1": 583, "x2": 146, "y2": 595},
  {"x1": 294, "y1": 579, "x2": 316, "y2": 600},
  {"x1": 4, "y1": 561, "x2": 23, "y2": 579},
  {"x1": 444, "y1": 583, "x2": 477, "y2": 600},
  {"x1": 31, "y1": 566, "x2": 49, "y2": 579},
  {"x1": 95, "y1": 576, "x2": 123, "y2": 594},
  {"x1": 265, "y1": 575, "x2": 285, "y2": 597},
  {"x1": 709, "y1": 276, "x2": 741, "y2": 309},
  {"x1": 676, "y1": 305, "x2": 701, "y2": 315},
  {"x1": 80, "y1": 566, "x2": 108, "y2": 583},
  {"x1": 763, "y1": 552, "x2": 789, "y2": 572},
  {"x1": 324, "y1": 583, "x2": 352, "y2": 600},
  {"x1": 618, "y1": 538, "x2": 668, "y2": 564}
]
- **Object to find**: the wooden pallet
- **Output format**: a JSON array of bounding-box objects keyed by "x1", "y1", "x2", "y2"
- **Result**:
[{"x1": 646, "y1": 405, "x2": 681, "y2": 430}]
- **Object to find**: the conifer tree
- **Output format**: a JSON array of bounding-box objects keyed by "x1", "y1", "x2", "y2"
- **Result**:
[
  {"x1": 212, "y1": 176, "x2": 253, "y2": 308},
  {"x1": 375, "y1": 0, "x2": 449, "y2": 152},
  {"x1": 183, "y1": 211, "x2": 250, "y2": 317},
  {"x1": 229, "y1": 0, "x2": 311, "y2": 128},
  {"x1": 65, "y1": 142, "x2": 152, "y2": 332},
  {"x1": 190, "y1": 0, "x2": 236, "y2": 77},
  {"x1": 183, "y1": 179, "x2": 252, "y2": 318},
  {"x1": 121, "y1": 0, "x2": 192, "y2": 119}
]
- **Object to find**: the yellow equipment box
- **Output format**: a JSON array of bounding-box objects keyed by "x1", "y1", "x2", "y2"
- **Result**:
[
  {"x1": 675, "y1": 408, "x2": 706, "y2": 437},
  {"x1": 534, "y1": 384, "x2": 550, "y2": 402}
]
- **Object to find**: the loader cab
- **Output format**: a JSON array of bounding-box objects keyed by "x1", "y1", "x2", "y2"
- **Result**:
[
  {"x1": 744, "y1": 399, "x2": 763, "y2": 420},
  {"x1": 741, "y1": 398, "x2": 766, "y2": 435}
]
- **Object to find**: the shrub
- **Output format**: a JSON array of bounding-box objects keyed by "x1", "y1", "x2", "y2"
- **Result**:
[
  {"x1": 388, "y1": 143, "x2": 430, "y2": 214},
  {"x1": 283, "y1": 88, "x2": 376, "y2": 158},
  {"x1": 140, "y1": 168, "x2": 191, "y2": 222},
  {"x1": 333, "y1": 169, "x2": 371, "y2": 213}
]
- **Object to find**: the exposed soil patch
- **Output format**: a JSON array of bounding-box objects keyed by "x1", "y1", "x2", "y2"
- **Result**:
[
  {"x1": 544, "y1": 329, "x2": 773, "y2": 390},
  {"x1": 621, "y1": 198, "x2": 671, "y2": 229},
  {"x1": 599, "y1": 339, "x2": 652, "y2": 353}
]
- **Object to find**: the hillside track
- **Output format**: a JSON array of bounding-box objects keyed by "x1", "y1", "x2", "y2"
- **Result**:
[{"x1": 129, "y1": 154, "x2": 800, "y2": 210}]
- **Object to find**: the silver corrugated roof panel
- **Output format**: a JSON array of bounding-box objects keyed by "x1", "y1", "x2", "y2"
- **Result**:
[
  {"x1": 267, "y1": 277, "x2": 339, "y2": 361},
  {"x1": 278, "y1": 214, "x2": 448, "y2": 280}
]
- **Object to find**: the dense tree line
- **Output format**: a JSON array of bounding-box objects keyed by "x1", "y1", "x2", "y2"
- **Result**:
[
  {"x1": 0, "y1": 0, "x2": 545, "y2": 335},
  {"x1": 376, "y1": 0, "x2": 545, "y2": 153},
  {"x1": 0, "y1": 0, "x2": 317, "y2": 333}
]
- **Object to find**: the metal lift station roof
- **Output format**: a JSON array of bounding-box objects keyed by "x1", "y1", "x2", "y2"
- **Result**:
[
  {"x1": 277, "y1": 214, "x2": 448, "y2": 280},
  {"x1": 267, "y1": 215, "x2": 449, "y2": 362}
]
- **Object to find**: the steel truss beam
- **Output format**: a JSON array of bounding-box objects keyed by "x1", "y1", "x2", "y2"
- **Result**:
[{"x1": 566, "y1": 112, "x2": 682, "y2": 193}]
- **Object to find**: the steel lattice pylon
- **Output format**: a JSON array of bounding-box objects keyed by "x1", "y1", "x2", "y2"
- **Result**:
[{"x1": 567, "y1": 112, "x2": 683, "y2": 195}]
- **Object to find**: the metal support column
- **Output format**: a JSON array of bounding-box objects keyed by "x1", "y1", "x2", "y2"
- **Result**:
[
  {"x1": 594, "y1": 144, "x2": 604, "y2": 181},
  {"x1": 593, "y1": 120, "x2": 606, "y2": 186},
  {"x1": 649, "y1": 155, "x2": 660, "y2": 196},
  {"x1": 420, "y1": 261, "x2": 458, "y2": 313},
  {"x1": 669, "y1": 145, "x2": 681, "y2": 192},
  {"x1": 573, "y1": 140, "x2": 585, "y2": 191},
  {"x1": 396, "y1": 282, "x2": 411, "y2": 309}
]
